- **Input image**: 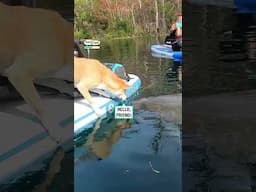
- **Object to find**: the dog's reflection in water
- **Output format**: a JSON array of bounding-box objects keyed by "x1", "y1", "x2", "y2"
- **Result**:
[
  {"x1": 32, "y1": 147, "x2": 65, "y2": 192},
  {"x1": 80, "y1": 118, "x2": 132, "y2": 160},
  {"x1": 32, "y1": 119, "x2": 131, "y2": 191}
]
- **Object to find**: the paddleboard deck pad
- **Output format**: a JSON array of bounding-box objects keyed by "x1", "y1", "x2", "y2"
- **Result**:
[{"x1": 0, "y1": 97, "x2": 73, "y2": 185}]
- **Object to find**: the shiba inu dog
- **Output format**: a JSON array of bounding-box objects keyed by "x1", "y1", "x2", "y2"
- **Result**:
[
  {"x1": 0, "y1": 3, "x2": 73, "y2": 142},
  {"x1": 74, "y1": 57, "x2": 130, "y2": 115}
]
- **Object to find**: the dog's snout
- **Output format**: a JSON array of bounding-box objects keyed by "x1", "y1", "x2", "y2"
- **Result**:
[
  {"x1": 120, "y1": 94, "x2": 127, "y2": 101},
  {"x1": 74, "y1": 50, "x2": 78, "y2": 56}
]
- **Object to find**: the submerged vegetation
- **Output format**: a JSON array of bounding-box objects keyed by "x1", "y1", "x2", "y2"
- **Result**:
[{"x1": 74, "y1": 0, "x2": 181, "y2": 39}]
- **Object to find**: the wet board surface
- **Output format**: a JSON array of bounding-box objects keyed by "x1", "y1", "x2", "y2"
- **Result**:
[
  {"x1": 0, "y1": 97, "x2": 73, "y2": 184},
  {"x1": 74, "y1": 74, "x2": 141, "y2": 135}
]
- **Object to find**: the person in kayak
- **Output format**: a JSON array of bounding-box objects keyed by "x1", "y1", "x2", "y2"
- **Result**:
[{"x1": 165, "y1": 13, "x2": 182, "y2": 51}]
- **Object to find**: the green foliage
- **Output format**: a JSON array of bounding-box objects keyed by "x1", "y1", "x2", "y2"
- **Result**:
[
  {"x1": 163, "y1": 1, "x2": 180, "y2": 24},
  {"x1": 74, "y1": 0, "x2": 180, "y2": 39},
  {"x1": 106, "y1": 18, "x2": 134, "y2": 38}
]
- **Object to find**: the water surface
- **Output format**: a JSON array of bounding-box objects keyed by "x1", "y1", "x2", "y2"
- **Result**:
[
  {"x1": 75, "y1": 37, "x2": 182, "y2": 192},
  {"x1": 183, "y1": 1, "x2": 256, "y2": 191}
]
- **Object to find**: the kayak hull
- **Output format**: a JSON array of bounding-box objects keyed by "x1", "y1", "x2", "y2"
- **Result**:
[{"x1": 151, "y1": 45, "x2": 182, "y2": 61}]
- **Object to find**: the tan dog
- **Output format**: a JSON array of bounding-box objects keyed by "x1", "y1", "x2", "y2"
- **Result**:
[
  {"x1": 0, "y1": 3, "x2": 73, "y2": 142},
  {"x1": 74, "y1": 57, "x2": 130, "y2": 115}
]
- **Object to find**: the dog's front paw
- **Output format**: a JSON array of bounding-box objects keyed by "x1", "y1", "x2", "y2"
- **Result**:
[
  {"x1": 47, "y1": 128, "x2": 62, "y2": 145},
  {"x1": 42, "y1": 119, "x2": 63, "y2": 145}
]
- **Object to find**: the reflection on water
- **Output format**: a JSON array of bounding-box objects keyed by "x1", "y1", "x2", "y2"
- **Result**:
[
  {"x1": 166, "y1": 61, "x2": 182, "y2": 82},
  {"x1": 183, "y1": 1, "x2": 256, "y2": 191},
  {"x1": 184, "y1": 3, "x2": 256, "y2": 95},
  {"x1": 75, "y1": 119, "x2": 132, "y2": 161},
  {"x1": 0, "y1": 148, "x2": 73, "y2": 192},
  {"x1": 74, "y1": 37, "x2": 182, "y2": 192},
  {"x1": 75, "y1": 110, "x2": 181, "y2": 192},
  {"x1": 220, "y1": 14, "x2": 256, "y2": 86}
]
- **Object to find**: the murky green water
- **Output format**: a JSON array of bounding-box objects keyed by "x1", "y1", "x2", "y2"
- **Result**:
[
  {"x1": 182, "y1": 1, "x2": 256, "y2": 191},
  {"x1": 74, "y1": 37, "x2": 182, "y2": 192}
]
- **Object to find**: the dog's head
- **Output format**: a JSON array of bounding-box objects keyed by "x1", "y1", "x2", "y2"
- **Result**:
[{"x1": 112, "y1": 79, "x2": 131, "y2": 101}]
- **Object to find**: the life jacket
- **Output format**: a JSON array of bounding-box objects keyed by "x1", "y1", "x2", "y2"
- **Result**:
[{"x1": 165, "y1": 29, "x2": 177, "y2": 45}]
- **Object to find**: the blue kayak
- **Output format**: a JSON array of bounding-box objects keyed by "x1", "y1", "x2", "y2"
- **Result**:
[
  {"x1": 151, "y1": 45, "x2": 182, "y2": 61},
  {"x1": 234, "y1": 0, "x2": 256, "y2": 13}
]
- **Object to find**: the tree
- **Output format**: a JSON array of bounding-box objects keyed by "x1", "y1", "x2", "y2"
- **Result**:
[{"x1": 74, "y1": 0, "x2": 180, "y2": 39}]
